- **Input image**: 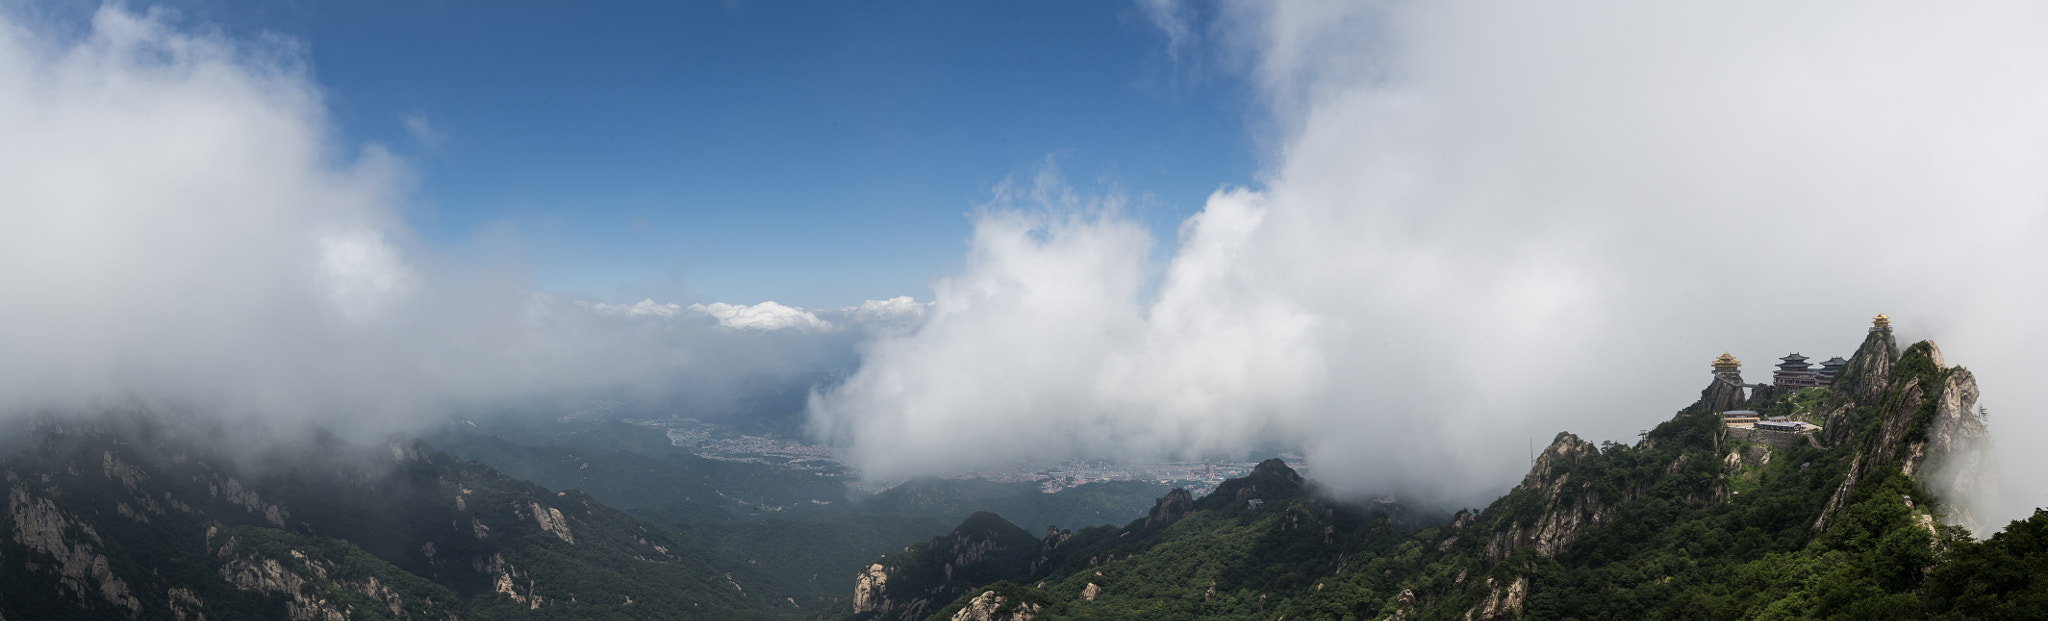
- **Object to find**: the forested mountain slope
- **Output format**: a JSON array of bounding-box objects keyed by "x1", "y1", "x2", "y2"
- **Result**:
[
  {"x1": 0, "y1": 413, "x2": 808, "y2": 619},
  {"x1": 426, "y1": 418, "x2": 1174, "y2": 609},
  {"x1": 836, "y1": 326, "x2": 2047, "y2": 621}
]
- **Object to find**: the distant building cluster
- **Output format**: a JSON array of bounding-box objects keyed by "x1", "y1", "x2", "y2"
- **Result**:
[
  {"x1": 1712, "y1": 352, "x2": 1848, "y2": 389},
  {"x1": 1771, "y1": 353, "x2": 1848, "y2": 389},
  {"x1": 1711, "y1": 314, "x2": 1889, "y2": 391},
  {"x1": 1706, "y1": 314, "x2": 1892, "y2": 434}
]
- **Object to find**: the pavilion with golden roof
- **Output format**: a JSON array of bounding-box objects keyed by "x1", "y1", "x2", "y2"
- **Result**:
[{"x1": 1712, "y1": 352, "x2": 1742, "y2": 380}]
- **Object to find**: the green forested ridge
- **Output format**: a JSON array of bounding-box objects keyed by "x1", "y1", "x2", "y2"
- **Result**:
[
  {"x1": 429, "y1": 417, "x2": 1175, "y2": 608},
  {"x1": 6, "y1": 327, "x2": 2037, "y2": 620},
  {"x1": 422, "y1": 419, "x2": 851, "y2": 513},
  {"x1": 841, "y1": 329, "x2": 2046, "y2": 620},
  {"x1": 0, "y1": 412, "x2": 807, "y2": 619}
]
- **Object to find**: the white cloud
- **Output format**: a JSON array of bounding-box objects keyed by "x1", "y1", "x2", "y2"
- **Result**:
[
  {"x1": 689, "y1": 301, "x2": 832, "y2": 332},
  {"x1": 812, "y1": 1, "x2": 2048, "y2": 519},
  {"x1": 317, "y1": 226, "x2": 416, "y2": 324},
  {"x1": 0, "y1": 6, "x2": 848, "y2": 437},
  {"x1": 583, "y1": 298, "x2": 687, "y2": 319},
  {"x1": 835, "y1": 296, "x2": 930, "y2": 324}
]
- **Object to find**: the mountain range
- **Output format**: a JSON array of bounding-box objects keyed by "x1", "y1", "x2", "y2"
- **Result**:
[{"x1": 2, "y1": 324, "x2": 2042, "y2": 620}]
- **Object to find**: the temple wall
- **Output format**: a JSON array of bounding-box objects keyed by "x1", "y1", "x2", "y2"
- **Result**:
[{"x1": 1726, "y1": 426, "x2": 1811, "y2": 451}]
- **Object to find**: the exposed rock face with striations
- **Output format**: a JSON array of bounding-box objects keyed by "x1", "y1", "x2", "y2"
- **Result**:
[
  {"x1": 1836, "y1": 328, "x2": 1900, "y2": 406},
  {"x1": 949, "y1": 588, "x2": 1039, "y2": 621},
  {"x1": 528, "y1": 501, "x2": 575, "y2": 544},
  {"x1": 852, "y1": 563, "x2": 890, "y2": 615},
  {"x1": 1812, "y1": 339, "x2": 1990, "y2": 535},
  {"x1": 7, "y1": 484, "x2": 143, "y2": 618},
  {"x1": 1470, "y1": 576, "x2": 1528, "y2": 621},
  {"x1": 1483, "y1": 433, "x2": 1616, "y2": 564},
  {"x1": 1699, "y1": 376, "x2": 1751, "y2": 418},
  {"x1": 216, "y1": 552, "x2": 351, "y2": 621},
  {"x1": 1142, "y1": 488, "x2": 1193, "y2": 528},
  {"x1": 1920, "y1": 366, "x2": 1994, "y2": 534},
  {"x1": 845, "y1": 512, "x2": 1041, "y2": 621}
]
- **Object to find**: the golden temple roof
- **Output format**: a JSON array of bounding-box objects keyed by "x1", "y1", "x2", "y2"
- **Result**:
[
  {"x1": 1712, "y1": 352, "x2": 1741, "y2": 368},
  {"x1": 1873, "y1": 313, "x2": 1892, "y2": 327}
]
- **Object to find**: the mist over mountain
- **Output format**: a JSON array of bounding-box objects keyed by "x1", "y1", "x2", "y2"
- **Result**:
[
  {"x1": 807, "y1": 1, "x2": 2048, "y2": 522},
  {"x1": 832, "y1": 329, "x2": 2044, "y2": 620}
]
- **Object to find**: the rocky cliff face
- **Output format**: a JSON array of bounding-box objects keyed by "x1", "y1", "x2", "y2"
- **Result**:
[
  {"x1": 947, "y1": 588, "x2": 1039, "y2": 621},
  {"x1": 1469, "y1": 575, "x2": 1528, "y2": 621},
  {"x1": 851, "y1": 562, "x2": 890, "y2": 615},
  {"x1": 1813, "y1": 340, "x2": 1993, "y2": 535},
  {"x1": 1919, "y1": 367, "x2": 1994, "y2": 535},
  {"x1": 6, "y1": 481, "x2": 142, "y2": 618},
  {"x1": 1835, "y1": 328, "x2": 1900, "y2": 406},
  {"x1": 1819, "y1": 329, "x2": 1900, "y2": 447},
  {"x1": 1700, "y1": 376, "x2": 1751, "y2": 417},
  {"x1": 1142, "y1": 488, "x2": 1194, "y2": 528},
  {"x1": 1483, "y1": 433, "x2": 1617, "y2": 564},
  {"x1": 848, "y1": 512, "x2": 1041, "y2": 621}
]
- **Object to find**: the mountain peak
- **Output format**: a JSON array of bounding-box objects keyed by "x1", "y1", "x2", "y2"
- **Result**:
[{"x1": 1252, "y1": 458, "x2": 1299, "y2": 480}]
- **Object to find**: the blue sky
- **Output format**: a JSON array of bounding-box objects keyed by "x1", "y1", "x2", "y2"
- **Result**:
[{"x1": 104, "y1": 0, "x2": 1256, "y2": 307}]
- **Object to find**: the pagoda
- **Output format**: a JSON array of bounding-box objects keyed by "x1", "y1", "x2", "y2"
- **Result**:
[
  {"x1": 1871, "y1": 313, "x2": 1892, "y2": 332},
  {"x1": 1816, "y1": 356, "x2": 1847, "y2": 387},
  {"x1": 1711, "y1": 353, "x2": 1743, "y2": 381},
  {"x1": 1773, "y1": 353, "x2": 1820, "y2": 389}
]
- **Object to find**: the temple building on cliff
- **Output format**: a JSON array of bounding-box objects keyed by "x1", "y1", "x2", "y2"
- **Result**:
[
  {"x1": 1712, "y1": 352, "x2": 1743, "y2": 382},
  {"x1": 1817, "y1": 356, "x2": 1847, "y2": 386},
  {"x1": 1774, "y1": 353, "x2": 1821, "y2": 389},
  {"x1": 1870, "y1": 313, "x2": 1892, "y2": 332}
]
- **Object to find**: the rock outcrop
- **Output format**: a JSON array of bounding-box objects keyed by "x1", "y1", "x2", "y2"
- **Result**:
[
  {"x1": 1483, "y1": 433, "x2": 1615, "y2": 564},
  {"x1": 849, "y1": 512, "x2": 1041, "y2": 620},
  {"x1": 1700, "y1": 376, "x2": 1751, "y2": 417},
  {"x1": 950, "y1": 589, "x2": 1040, "y2": 621},
  {"x1": 217, "y1": 554, "x2": 349, "y2": 621},
  {"x1": 1469, "y1": 576, "x2": 1528, "y2": 621},
  {"x1": 1811, "y1": 339, "x2": 1993, "y2": 537},
  {"x1": 8, "y1": 485, "x2": 143, "y2": 617},
  {"x1": 1142, "y1": 488, "x2": 1193, "y2": 528},
  {"x1": 529, "y1": 502, "x2": 575, "y2": 543},
  {"x1": 1919, "y1": 368, "x2": 1995, "y2": 534},
  {"x1": 852, "y1": 563, "x2": 890, "y2": 615}
]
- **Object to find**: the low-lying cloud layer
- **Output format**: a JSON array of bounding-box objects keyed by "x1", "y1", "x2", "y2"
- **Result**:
[
  {"x1": 0, "y1": 7, "x2": 909, "y2": 437},
  {"x1": 811, "y1": 2, "x2": 2048, "y2": 520}
]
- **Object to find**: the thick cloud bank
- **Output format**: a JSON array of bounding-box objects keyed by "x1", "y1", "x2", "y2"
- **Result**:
[
  {"x1": 811, "y1": 2, "x2": 2048, "y2": 519},
  {"x1": 0, "y1": 7, "x2": 907, "y2": 436}
]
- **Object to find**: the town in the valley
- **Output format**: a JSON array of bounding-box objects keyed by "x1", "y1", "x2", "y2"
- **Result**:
[{"x1": 634, "y1": 417, "x2": 1279, "y2": 499}]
